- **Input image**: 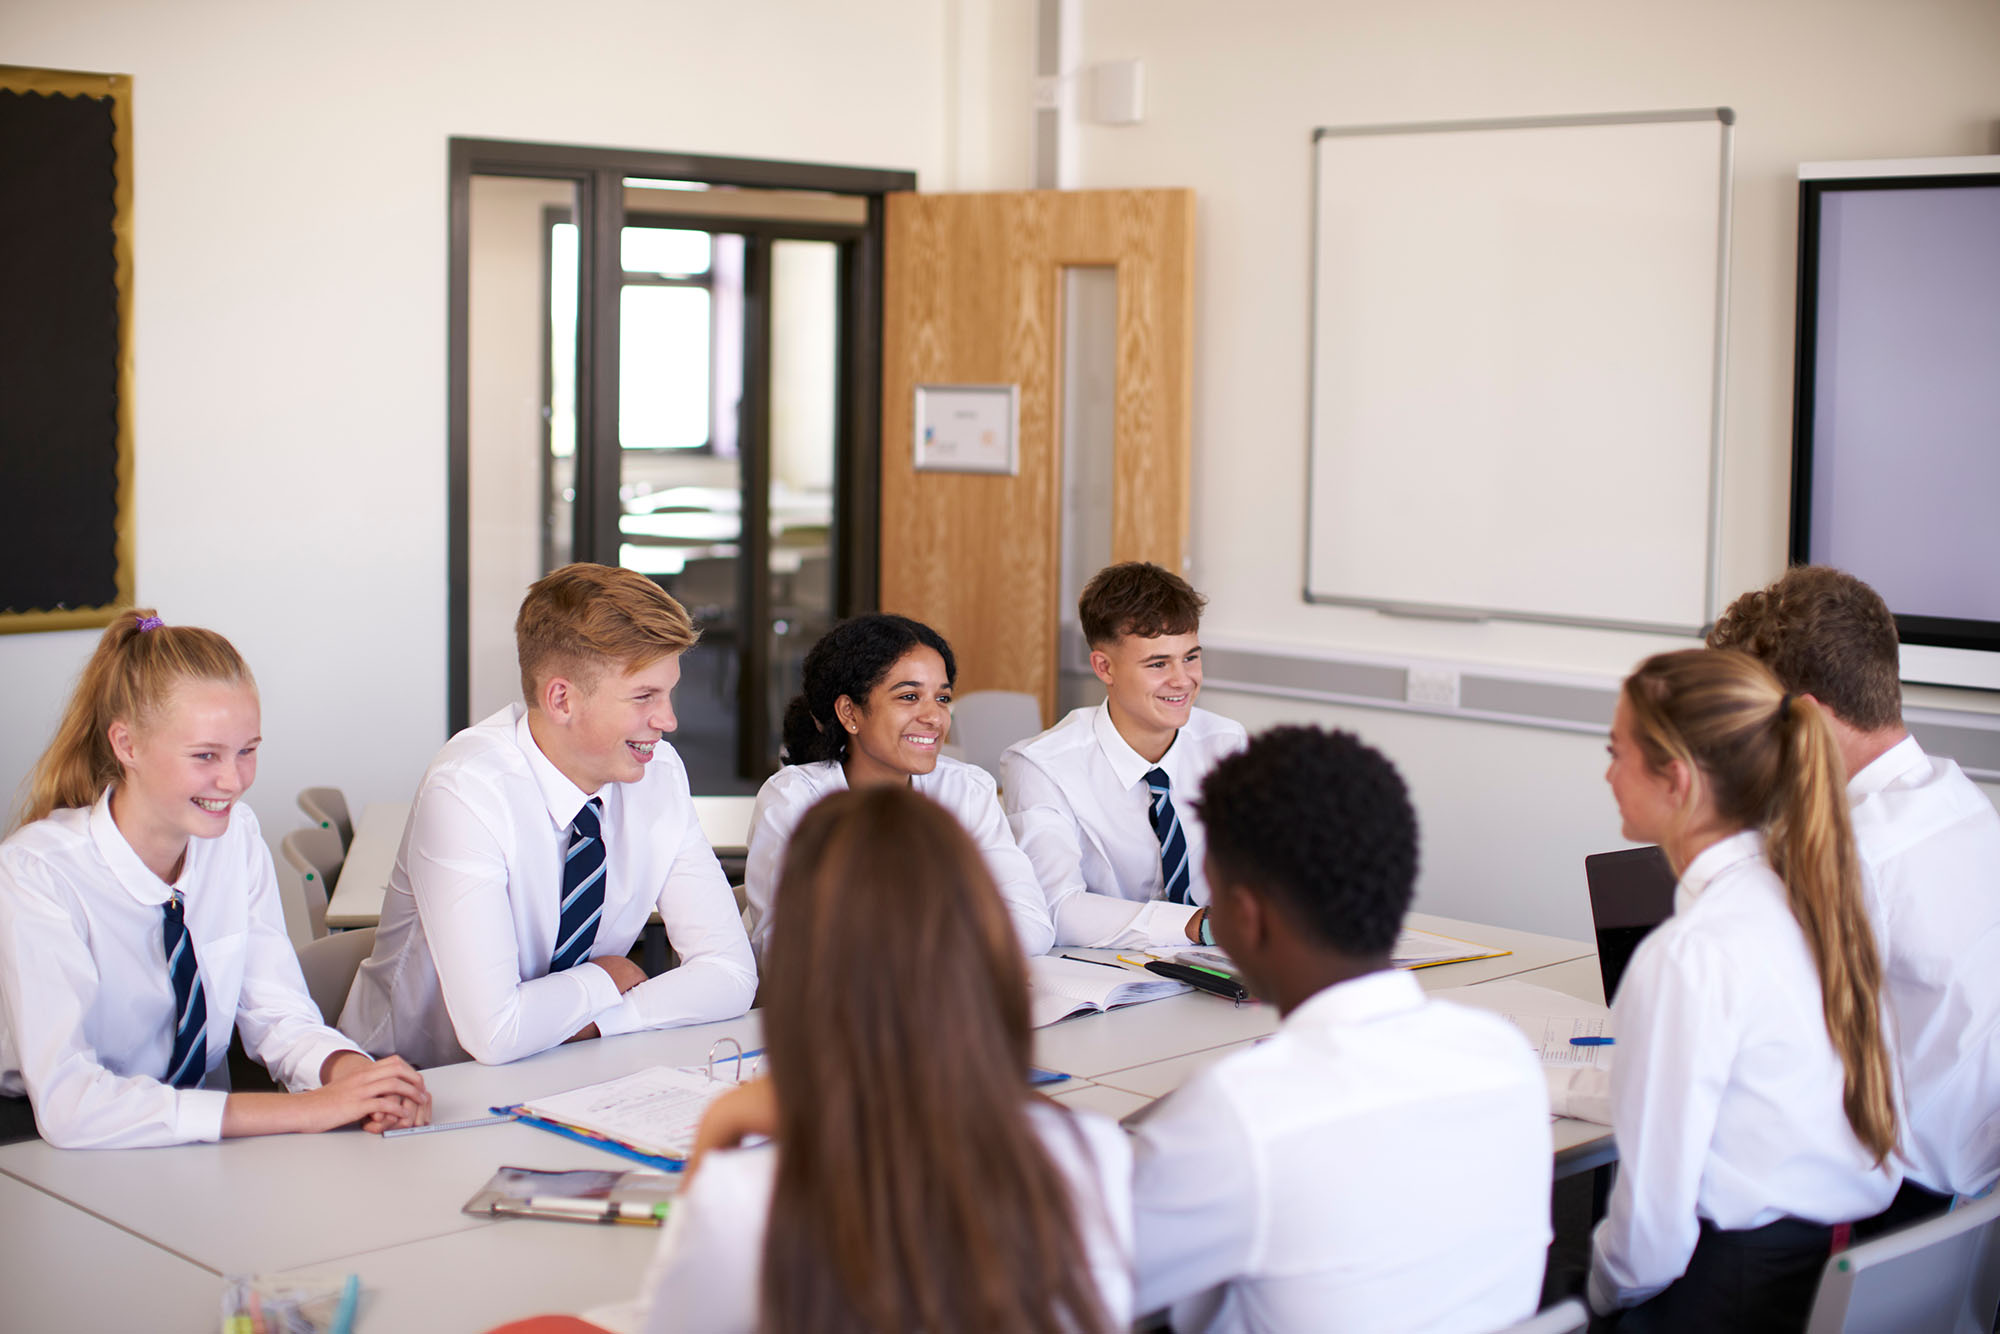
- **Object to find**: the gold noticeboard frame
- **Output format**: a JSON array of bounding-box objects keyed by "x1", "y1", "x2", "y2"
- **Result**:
[{"x1": 0, "y1": 66, "x2": 136, "y2": 634}]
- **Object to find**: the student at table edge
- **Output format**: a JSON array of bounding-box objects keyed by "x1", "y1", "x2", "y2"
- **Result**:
[
  {"x1": 0, "y1": 612, "x2": 429, "y2": 1148},
  {"x1": 1001, "y1": 561, "x2": 1247, "y2": 950},
  {"x1": 1129, "y1": 723, "x2": 1552, "y2": 1332},
  {"x1": 340, "y1": 563, "x2": 755, "y2": 1068},
  {"x1": 1707, "y1": 565, "x2": 2000, "y2": 1223}
]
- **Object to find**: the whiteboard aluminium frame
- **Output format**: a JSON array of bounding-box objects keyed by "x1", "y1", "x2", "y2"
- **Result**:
[{"x1": 1301, "y1": 107, "x2": 1736, "y2": 637}]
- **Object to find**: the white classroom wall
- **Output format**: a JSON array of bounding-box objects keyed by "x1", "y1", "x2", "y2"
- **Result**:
[
  {"x1": 1056, "y1": 0, "x2": 2000, "y2": 937},
  {"x1": 0, "y1": 0, "x2": 1016, "y2": 844},
  {"x1": 2, "y1": 0, "x2": 1996, "y2": 941}
]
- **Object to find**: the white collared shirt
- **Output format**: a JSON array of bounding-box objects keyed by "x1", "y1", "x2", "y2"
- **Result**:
[
  {"x1": 339, "y1": 706, "x2": 756, "y2": 1068},
  {"x1": 0, "y1": 794, "x2": 359, "y2": 1148},
  {"x1": 1588, "y1": 829, "x2": 1902, "y2": 1314},
  {"x1": 626, "y1": 1102, "x2": 1133, "y2": 1334},
  {"x1": 1132, "y1": 969, "x2": 1551, "y2": 1334},
  {"x1": 742, "y1": 757, "x2": 1055, "y2": 958},
  {"x1": 1849, "y1": 735, "x2": 2000, "y2": 1196},
  {"x1": 1000, "y1": 704, "x2": 1247, "y2": 949}
]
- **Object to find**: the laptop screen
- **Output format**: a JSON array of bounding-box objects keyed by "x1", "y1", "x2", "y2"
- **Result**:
[{"x1": 1585, "y1": 845, "x2": 1677, "y2": 1003}]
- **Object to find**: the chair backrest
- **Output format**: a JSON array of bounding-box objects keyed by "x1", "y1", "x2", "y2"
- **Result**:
[
  {"x1": 297, "y1": 786, "x2": 353, "y2": 850},
  {"x1": 272, "y1": 852, "x2": 319, "y2": 949},
  {"x1": 296, "y1": 926, "x2": 377, "y2": 1025},
  {"x1": 947, "y1": 690, "x2": 1045, "y2": 784},
  {"x1": 280, "y1": 826, "x2": 344, "y2": 941},
  {"x1": 1807, "y1": 1191, "x2": 2000, "y2": 1333},
  {"x1": 1485, "y1": 1298, "x2": 1588, "y2": 1334}
]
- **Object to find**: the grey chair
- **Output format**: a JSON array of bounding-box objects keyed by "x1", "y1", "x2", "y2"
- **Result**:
[
  {"x1": 296, "y1": 926, "x2": 376, "y2": 1025},
  {"x1": 946, "y1": 690, "x2": 1044, "y2": 785},
  {"x1": 297, "y1": 787, "x2": 353, "y2": 851},
  {"x1": 1488, "y1": 1298, "x2": 1589, "y2": 1334},
  {"x1": 1805, "y1": 1191, "x2": 2000, "y2": 1333},
  {"x1": 280, "y1": 826, "x2": 344, "y2": 942}
]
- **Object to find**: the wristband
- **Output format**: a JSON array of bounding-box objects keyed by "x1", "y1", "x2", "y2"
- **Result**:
[{"x1": 1198, "y1": 908, "x2": 1216, "y2": 947}]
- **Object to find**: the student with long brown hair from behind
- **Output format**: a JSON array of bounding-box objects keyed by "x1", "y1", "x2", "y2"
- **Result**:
[
  {"x1": 1589, "y1": 649, "x2": 1900, "y2": 1332},
  {"x1": 630, "y1": 786, "x2": 1131, "y2": 1334}
]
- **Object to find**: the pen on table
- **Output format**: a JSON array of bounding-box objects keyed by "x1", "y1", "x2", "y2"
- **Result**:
[
  {"x1": 1570, "y1": 1036, "x2": 1615, "y2": 1047},
  {"x1": 1061, "y1": 953, "x2": 1128, "y2": 971},
  {"x1": 383, "y1": 1113, "x2": 509, "y2": 1138},
  {"x1": 512, "y1": 1196, "x2": 670, "y2": 1224}
]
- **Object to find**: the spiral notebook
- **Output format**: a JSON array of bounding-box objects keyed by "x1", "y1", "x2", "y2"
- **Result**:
[{"x1": 492, "y1": 1064, "x2": 740, "y2": 1170}]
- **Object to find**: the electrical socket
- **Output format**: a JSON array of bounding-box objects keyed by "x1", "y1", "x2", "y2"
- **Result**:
[{"x1": 1405, "y1": 666, "x2": 1460, "y2": 709}]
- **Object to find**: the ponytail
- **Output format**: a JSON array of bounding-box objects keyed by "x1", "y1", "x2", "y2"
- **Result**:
[
  {"x1": 1768, "y1": 695, "x2": 1898, "y2": 1165},
  {"x1": 1623, "y1": 650, "x2": 1897, "y2": 1164},
  {"x1": 15, "y1": 611, "x2": 253, "y2": 830}
]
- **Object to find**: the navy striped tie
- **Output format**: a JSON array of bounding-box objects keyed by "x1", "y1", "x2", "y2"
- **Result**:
[
  {"x1": 162, "y1": 892, "x2": 208, "y2": 1089},
  {"x1": 1144, "y1": 767, "x2": 1192, "y2": 905},
  {"x1": 552, "y1": 798, "x2": 606, "y2": 973}
]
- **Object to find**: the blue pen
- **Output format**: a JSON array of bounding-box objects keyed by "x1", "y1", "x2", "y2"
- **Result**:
[{"x1": 1570, "y1": 1036, "x2": 1615, "y2": 1047}]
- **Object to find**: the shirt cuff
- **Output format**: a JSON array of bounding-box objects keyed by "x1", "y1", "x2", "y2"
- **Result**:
[
  {"x1": 593, "y1": 993, "x2": 645, "y2": 1039},
  {"x1": 288, "y1": 1037, "x2": 368, "y2": 1092},
  {"x1": 575, "y1": 956, "x2": 627, "y2": 1018},
  {"x1": 176, "y1": 1088, "x2": 230, "y2": 1144},
  {"x1": 1134, "y1": 899, "x2": 1203, "y2": 948},
  {"x1": 1546, "y1": 1065, "x2": 1615, "y2": 1125}
]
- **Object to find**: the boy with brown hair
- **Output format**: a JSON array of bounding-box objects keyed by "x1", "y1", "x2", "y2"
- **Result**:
[
  {"x1": 1000, "y1": 562, "x2": 1246, "y2": 948},
  {"x1": 1708, "y1": 564, "x2": 2000, "y2": 1219},
  {"x1": 341, "y1": 563, "x2": 755, "y2": 1067}
]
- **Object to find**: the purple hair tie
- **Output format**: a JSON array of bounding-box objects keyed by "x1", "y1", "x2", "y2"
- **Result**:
[{"x1": 136, "y1": 615, "x2": 164, "y2": 633}]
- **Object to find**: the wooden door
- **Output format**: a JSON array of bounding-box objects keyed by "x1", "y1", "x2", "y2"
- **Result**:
[{"x1": 880, "y1": 190, "x2": 1194, "y2": 724}]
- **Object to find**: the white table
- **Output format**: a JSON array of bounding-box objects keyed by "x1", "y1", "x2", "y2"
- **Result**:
[
  {"x1": 324, "y1": 796, "x2": 760, "y2": 930},
  {"x1": 0, "y1": 1171, "x2": 222, "y2": 1332},
  {"x1": 0, "y1": 921, "x2": 1607, "y2": 1329}
]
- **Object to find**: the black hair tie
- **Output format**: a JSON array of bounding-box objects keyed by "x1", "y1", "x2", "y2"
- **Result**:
[{"x1": 1777, "y1": 692, "x2": 1794, "y2": 723}]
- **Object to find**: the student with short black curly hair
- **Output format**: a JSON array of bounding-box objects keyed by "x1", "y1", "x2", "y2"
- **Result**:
[
  {"x1": 1130, "y1": 725, "x2": 1551, "y2": 1333},
  {"x1": 742, "y1": 613, "x2": 1054, "y2": 958}
]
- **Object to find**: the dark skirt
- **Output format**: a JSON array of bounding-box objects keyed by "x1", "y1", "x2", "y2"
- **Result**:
[{"x1": 1595, "y1": 1216, "x2": 1842, "y2": 1334}]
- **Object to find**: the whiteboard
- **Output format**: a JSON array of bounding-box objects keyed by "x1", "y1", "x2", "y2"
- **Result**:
[{"x1": 1306, "y1": 110, "x2": 1733, "y2": 634}]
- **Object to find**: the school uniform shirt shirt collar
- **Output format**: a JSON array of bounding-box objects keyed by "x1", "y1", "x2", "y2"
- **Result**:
[
  {"x1": 1845, "y1": 733, "x2": 1926, "y2": 804},
  {"x1": 515, "y1": 708, "x2": 600, "y2": 834},
  {"x1": 1091, "y1": 701, "x2": 1182, "y2": 793},
  {"x1": 88, "y1": 787, "x2": 188, "y2": 906},
  {"x1": 1671, "y1": 827, "x2": 1766, "y2": 915}
]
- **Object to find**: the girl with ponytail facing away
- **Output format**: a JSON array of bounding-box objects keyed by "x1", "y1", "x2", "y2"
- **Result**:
[
  {"x1": 741, "y1": 614, "x2": 1054, "y2": 958},
  {"x1": 0, "y1": 612, "x2": 429, "y2": 1148},
  {"x1": 1587, "y1": 649, "x2": 1899, "y2": 1331}
]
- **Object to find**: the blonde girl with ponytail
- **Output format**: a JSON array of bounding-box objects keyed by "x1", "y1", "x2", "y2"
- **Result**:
[
  {"x1": 0, "y1": 611, "x2": 430, "y2": 1148},
  {"x1": 1587, "y1": 648, "x2": 1899, "y2": 1332}
]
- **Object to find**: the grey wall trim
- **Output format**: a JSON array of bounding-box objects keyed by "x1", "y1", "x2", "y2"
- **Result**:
[{"x1": 1197, "y1": 639, "x2": 2000, "y2": 783}]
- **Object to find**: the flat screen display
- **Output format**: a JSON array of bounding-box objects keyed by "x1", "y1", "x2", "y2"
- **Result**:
[{"x1": 1792, "y1": 171, "x2": 2000, "y2": 654}]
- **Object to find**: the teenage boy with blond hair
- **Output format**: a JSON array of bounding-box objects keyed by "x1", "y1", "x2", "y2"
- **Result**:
[
  {"x1": 341, "y1": 564, "x2": 755, "y2": 1067},
  {"x1": 1001, "y1": 562, "x2": 1245, "y2": 949},
  {"x1": 1708, "y1": 564, "x2": 2000, "y2": 1223}
]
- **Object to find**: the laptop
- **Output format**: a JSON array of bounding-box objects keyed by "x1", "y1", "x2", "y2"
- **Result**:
[{"x1": 1584, "y1": 845, "x2": 1677, "y2": 1003}]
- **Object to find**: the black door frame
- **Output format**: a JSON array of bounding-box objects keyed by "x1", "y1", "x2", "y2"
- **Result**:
[{"x1": 446, "y1": 138, "x2": 916, "y2": 745}]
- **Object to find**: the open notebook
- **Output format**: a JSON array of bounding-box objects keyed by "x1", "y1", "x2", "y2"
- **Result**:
[
  {"x1": 1028, "y1": 955, "x2": 1187, "y2": 1028},
  {"x1": 494, "y1": 1065, "x2": 741, "y2": 1169}
]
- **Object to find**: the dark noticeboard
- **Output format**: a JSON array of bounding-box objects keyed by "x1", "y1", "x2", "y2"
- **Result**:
[{"x1": 0, "y1": 67, "x2": 135, "y2": 633}]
